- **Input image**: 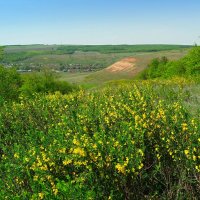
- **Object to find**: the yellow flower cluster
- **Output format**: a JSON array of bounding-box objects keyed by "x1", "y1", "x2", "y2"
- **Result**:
[{"x1": 4, "y1": 81, "x2": 199, "y2": 199}]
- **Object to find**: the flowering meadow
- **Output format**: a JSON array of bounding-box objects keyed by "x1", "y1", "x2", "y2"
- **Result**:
[{"x1": 0, "y1": 81, "x2": 199, "y2": 199}]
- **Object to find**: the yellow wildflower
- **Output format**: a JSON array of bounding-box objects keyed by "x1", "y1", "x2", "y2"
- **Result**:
[
  {"x1": 63, "y1": 159, "x2": 72, "y2": 165},
  {"x1": 115, "y1": 163, "x2": 126, "y2": 174},
  {"x1": 138, "y1": 163, "x2": 144, "y2": 170},
  {"x1": 38, "y1": 192, "x2": 44, "y2": 199},
  {"x1": 73, "y1": 147, "x2": 86, "y2": 157},
  {"x1": 182, "y1": 123, "x2": 188, "y2": 131},
  {"x1": 14, "y1": 153, "x2": 19, "y2": 159},
  {"x1": 73, "y1": 138, "x2": 80, "y2": 145},
  {"x1": 33, "y1": 176, "x2": 38, "y2": 181},
  {"x1": 184, "y1": 149, "x2": 189, "y2": 156},
  {"x1": 138, "y1": 149, "x2": 144, "y2": 156},
  {"x1": 53, "y1": 187, "x2": 58, "y2": 195}
]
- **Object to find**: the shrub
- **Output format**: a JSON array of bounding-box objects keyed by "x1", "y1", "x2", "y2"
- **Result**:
[
  {"x1": 20, "y1": 71, "x2": 78, "y2": 97},
  {"x1": 0, "y1": 66, "x2": 22, "y2": 103},
  {"x1": 0, "y1": 82, "x2": 199, "y2": 199},
  {"x1": 138, "y1": 46, "x2": 200, "y2": 81}
]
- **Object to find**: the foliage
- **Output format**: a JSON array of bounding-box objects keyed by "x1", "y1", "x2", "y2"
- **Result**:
[
  {"x1": 4, "y1": 44, "x2": 190, "y2": 55},
  {"x1": 0, "y1": 65, "x2": 77, "y2": 104},
  {"x1": 183, "y1": 46, "x2": 200, "y2": 76},
  {"x1": 57, "y1": 44, "x2": 190, "y2": 54},
  {"x1": 2, "y1": 51, "x2": 51, "y2": 62},
  {"x1": 0, "y1": 66, "x2": 22, "y2": 103},
  {"x1": 0, "y1": 81, "x2": 199, "y2": 199},
  {"x1": 138, "y1": 46, "x2": 200, "y2": 81},
  {"x1": 20, "y1": 71, "x2": 78, "y2": 97},
  {"x1": 0, "y1": 46, "x2": 4, "y2": 61}
]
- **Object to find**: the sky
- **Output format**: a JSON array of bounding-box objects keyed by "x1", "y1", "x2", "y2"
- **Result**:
[{"x1": 0, "y1": 0, "x2": 200, "y2": 45}]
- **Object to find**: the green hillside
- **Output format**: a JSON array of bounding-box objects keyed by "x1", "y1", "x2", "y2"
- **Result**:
[{"x1": 138, "y1": 46, "x2": 200, "y2": 81}]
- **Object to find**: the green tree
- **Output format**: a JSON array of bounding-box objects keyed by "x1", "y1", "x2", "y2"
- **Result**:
[
  {"x1": 0, "y1": 46, "x2": 4, "y2": 61},
  {"x1": 20, "y1": 70, "x2": 77, "y2": 97},
  {"x1": 184, "y1": 46, "x2": 200, "y2": 75},
  {"x1": 0, "y1": 66, "x2": 22, "y2": 103},
  {"x1": 147, "y1": 58, "x2": 168, "y2": 78},
  {"x1": 138, "y1": 46, "x2": 200, "y2": 80}
]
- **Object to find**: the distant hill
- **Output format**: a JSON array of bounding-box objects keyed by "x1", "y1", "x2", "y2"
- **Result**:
[{"x1": 4, "y1": 44, "x2": 191, "y2": 54}]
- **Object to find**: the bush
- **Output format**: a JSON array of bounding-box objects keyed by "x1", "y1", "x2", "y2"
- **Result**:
[
  {"x1": 138, "y1": 47, "x2": 200, "y2": 81},
  {"x1": 20, "y1": 71, "x2": 78, "y2": 97},
  {"x1": 0, "y1": 46, "x2": 4, "y2": 61},
  {"x1": 0, "y1": 82, "x2": 199, "y2": 199},
  {"x1": 0, "y1": 66, "x2": 76, "y2": 104},
  {"x1": 183, "y1": 46, "x2": 200, "y2": 76},
  {"x1": 0, "y1": 66, "x2": 22, "y2": 103}
]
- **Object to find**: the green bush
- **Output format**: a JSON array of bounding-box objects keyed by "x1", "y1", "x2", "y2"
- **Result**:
[
  {"x1": 0, "y1": 82, "x2": 199, "y2": 199},
  {"x1": 183, "y1": 47, "x2": 200, "y2": 76},
  {"x1": 20, "y1": 71, "x2": 78, "y2": 97},
  {"x1": 0, "y1": 66, "x2": 22, "y2": 103},
  {"x1": 0, "y1": 46, "x2": 4, "y2": 61},
  {"x1": 138, "y1": 46, "x2": 200, "y2": 81},
  {"x1": 0, "y1": 66, "x2": 77, "y2": 104}
]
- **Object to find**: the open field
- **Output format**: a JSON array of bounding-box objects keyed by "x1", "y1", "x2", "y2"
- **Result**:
[{"x1": 1, "y1": 45, "x2": 190, "y2": 73}]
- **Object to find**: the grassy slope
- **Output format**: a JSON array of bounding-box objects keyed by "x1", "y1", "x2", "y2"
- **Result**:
[
  {"x1": 81, "y1": 49, "x2": 189, "y2": 85},
  {"x1": 48, "y1": 49, "x2": 188, "y2": 88}
]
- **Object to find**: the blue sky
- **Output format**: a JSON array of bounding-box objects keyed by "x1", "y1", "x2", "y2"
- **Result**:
[{"x1": 0, "y1": 0, "x2": 200, "y2": 45}]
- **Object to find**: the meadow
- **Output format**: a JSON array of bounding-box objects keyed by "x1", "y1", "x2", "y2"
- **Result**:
[{"x1": 0, "y1": 45, "x2": 199, "y2": 199}]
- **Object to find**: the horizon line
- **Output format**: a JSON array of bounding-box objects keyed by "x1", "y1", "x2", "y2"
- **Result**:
[{"x1": 2, "y1": 43, "x2": 193, "y2": 46}]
